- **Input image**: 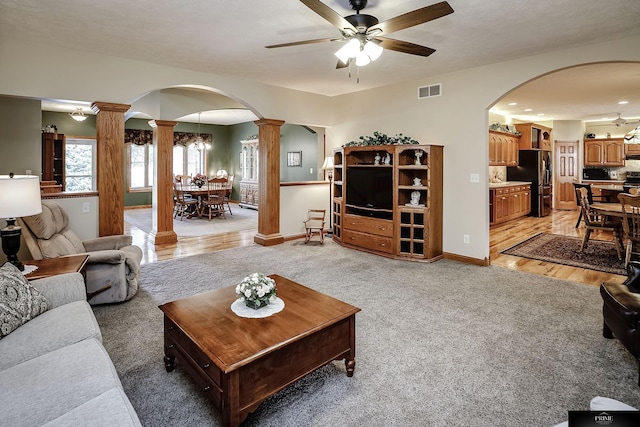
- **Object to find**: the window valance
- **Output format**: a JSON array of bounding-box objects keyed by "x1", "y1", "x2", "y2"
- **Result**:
[{"x1": 124, "y1": 129, "x2": 212, "y2": 147}]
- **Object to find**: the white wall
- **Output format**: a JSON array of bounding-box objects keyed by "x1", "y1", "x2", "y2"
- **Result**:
[
  {"x1": 0, "y1": 196, "x2": 98, "y2": 265},
  {"x1": 280, "y1": 183, "x2": 329, "y2": 239},
  {"x1": 1, "y1": 34, "x2": 639, "y2": 262}
]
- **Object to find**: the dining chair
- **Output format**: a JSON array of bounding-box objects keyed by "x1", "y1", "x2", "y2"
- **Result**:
[
  {"x1": 209, "y1": 177, "x2": 233, "y2": 215},
  {"x1": 173, "y1": 181, "x2": 199, "y2": 220},
  {"x1": 577, "y1": 187, "x2": 623, "y2": 259},
  {"x1": 618, "y1": 193, "x2": 640, "y2": 267},
  {"x1": 200, "y1": 178, "x2": 227, "y2": 220},
  {"x1": 572, "y1": 183, "x2": 605, "y2": 228}
]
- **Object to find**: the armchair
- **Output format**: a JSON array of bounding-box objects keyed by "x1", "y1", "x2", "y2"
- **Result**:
[
  {"x1": 600, "y1": 261, "x2": 640, "y2": 386},
  {"x1": 18, "y1": 200, "x2": 142, "y2": 305}
]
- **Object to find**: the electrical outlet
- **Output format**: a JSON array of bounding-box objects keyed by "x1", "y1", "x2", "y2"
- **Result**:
[
  {"x1": 463, "y1": 234, "x2": 470, "y2": 244},
  {"x1": 310, "y1": 168, "x2": 313, "y2": 174},
  {"x1": 470, "y1": 173, "x2": 480, "y2": 183},
  {"x1": 82, "y1": 202, "x2": 90, "y2": 213},
  {"x1": 26, "y1": 169, "x2": 32, "y2": 175}
]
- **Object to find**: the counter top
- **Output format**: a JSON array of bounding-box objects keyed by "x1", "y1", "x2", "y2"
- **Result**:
[
  {"x1": 489, "y1": 181, "x2": 532, "y2": 188},
  {"x1": 591, "y1": 184, "x2": 624, "y2": 191}
]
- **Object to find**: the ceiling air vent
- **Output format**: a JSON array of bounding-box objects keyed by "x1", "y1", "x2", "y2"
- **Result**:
[{"x1": 418, "y1": 83, "x2": 442, "y2": 99}]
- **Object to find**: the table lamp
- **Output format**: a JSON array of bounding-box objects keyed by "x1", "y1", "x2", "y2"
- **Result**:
[
  {"x1": 0, "y1": 173, "x2": 42, "y2": 271},
  {"x1": 321, "y1": 156, "x2": 334, "y2": 235}
]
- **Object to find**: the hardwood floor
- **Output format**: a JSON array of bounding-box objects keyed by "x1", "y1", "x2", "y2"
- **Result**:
[
  {"x1": 125, "y1": 206, "x2": 625, "y2": 287},
  {"x1": 490, "y1": 208, "x2": 625, "y2": 287}
]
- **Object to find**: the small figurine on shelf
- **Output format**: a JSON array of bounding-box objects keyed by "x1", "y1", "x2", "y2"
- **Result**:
[
  {"x1": 374, "y1": 153, "x2": 381, "y2": 165},
  {"x1": 413, "y1": 177, "x2": 422, "y2": 186},
  {"x1": 405, "y1": 190, "x2": 425, "y2": 207},
  {"x1": 384, "y1": 153, "x2": 391, "y2": 165},
  {"x1": 415, "y1": 150, "x2": 423, "y2": 165},
  {"x1": 410, "y1": 191, "x2": 421, "y2": 205}
]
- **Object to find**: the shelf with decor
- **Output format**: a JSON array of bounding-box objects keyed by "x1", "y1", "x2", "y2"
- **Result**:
[
  {"x1": 334, "y1": 143, "x2": 442, "y2": 262},
  {"x1": 42, "y1": 132, "x2": 66, "y2": 191},
  {"x1": 332, "y1": 149, "x2": 344, "y2": 240}
]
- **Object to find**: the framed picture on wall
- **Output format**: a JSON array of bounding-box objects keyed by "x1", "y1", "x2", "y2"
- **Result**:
[{"x1": 287, "y1": 151, "x2": 302, "y2": 167}]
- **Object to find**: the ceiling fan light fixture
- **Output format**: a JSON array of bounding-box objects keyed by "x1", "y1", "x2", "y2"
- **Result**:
[
  {"x1": 335, "y1": 38, "x2": 361, "y2": 63},
  {"x1": 69, "y1": 108, "x2": 87, "y2": 122},
  {"x1": 355, "y1": 50, "x2": 371, "y2": 66},
  {"x1": 363, "y1": 40, "x2": 383, "y2": 61}
]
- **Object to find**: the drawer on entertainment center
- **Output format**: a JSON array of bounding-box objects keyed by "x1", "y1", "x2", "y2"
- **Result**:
[
  {"x1": 343, "y1": 229, "x2": 394, "y2": 254},
  {"x1": 343, "y1": 214, "x2": 393, "y2": 237}
]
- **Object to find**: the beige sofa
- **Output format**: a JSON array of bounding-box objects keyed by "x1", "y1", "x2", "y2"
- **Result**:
[{"x1": 0, "y1": 272, "x2": 141, "y2": 426}]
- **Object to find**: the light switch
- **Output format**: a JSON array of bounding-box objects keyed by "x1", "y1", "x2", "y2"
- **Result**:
[
  {"x1": 470, "y1": 173, "x2": 480, "y2": 183},
  {"x1": 82, "y1": 202, "x2": 90, "y2": 213}
]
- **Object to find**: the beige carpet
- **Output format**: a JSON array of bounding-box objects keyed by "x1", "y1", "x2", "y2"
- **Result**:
[
  {"x1": 124, "y1": 204, "x2": 257, "y2": 237},
  {"x1": 93, "y1": 241, "x2": 640, "y2": 426}
]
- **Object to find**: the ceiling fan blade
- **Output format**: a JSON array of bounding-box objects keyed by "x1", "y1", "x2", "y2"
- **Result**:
[
  {"x1": 368, "y1": 1, "x2": 454, "y2": 35},
  {"x1": 266, "y1": 37, "x2": 337, "y2": 49},
  {"x1": 376, "y1": 37, "x2": 436, "y2": 57},
  {"x1": 300, "y1": 0, "x2": 357, "y2": 34},
  {"x1": 336, "y1": 58, "x2": 350, "y2": 69}
]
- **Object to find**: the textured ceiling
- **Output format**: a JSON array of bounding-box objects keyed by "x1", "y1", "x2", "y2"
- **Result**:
[{"x1": 2, "y1": 0, "x2": 640, "y2": 123}]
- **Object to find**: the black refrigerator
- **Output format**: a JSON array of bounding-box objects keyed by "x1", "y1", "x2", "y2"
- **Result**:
[{"x1": 506, "y1": 150, "x2": 552, "y2": 217}]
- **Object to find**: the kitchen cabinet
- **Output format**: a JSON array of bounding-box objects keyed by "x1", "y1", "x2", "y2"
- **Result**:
[
  {"x1": 584, "y1": 138, "x2": 624, "y2": 166},
  {"x1": 514, "y1": 123, "x2": 552, "y2": 151},
  {"x1": 490, "y1": 183, "x2": 531, "y2": 225},
  {"x1": 489, "y1": 130, "x2": 519, "y2": 166},
  {"x1": 625, "y1": 142, "x2": 640, "y2": 156}
]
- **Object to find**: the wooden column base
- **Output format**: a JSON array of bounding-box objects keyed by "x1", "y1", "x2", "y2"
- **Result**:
[
  {"x1": 151, "y1": 230, "x2": 178, "y2": 245},
  {"x1": 254, "y1": 233, "x2": 284, "y2": 246}
]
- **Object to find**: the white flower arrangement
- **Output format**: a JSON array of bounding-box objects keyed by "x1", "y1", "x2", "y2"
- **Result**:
[{"x1": 235, "y1": 273, "x2": 277, "y2": 309}]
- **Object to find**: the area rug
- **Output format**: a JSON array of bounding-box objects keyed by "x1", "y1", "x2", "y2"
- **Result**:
[
  {"x1": 92, "y1": 241, "x2": 640, "y2": 427},
  {"x1": 501, "y1": 233, "x2": 626, "y2": 275},
  {"x1": 124, "y1": 204, "x2": 257, "y2": 237}
]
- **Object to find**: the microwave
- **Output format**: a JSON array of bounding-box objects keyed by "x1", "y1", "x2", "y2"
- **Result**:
[{"x1": 583, "y1": 168, "x2": 609, "y2": 180}]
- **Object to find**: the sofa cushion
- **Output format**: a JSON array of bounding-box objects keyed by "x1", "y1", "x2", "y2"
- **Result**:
[
  {"x1": 0, "y1": 300, "x2": 101, "y2": 370},
  {"x1": 42, "y1": 388, "x2": 141, "y2": 427},
  {"x1": 0, "y1": 262, "x2": 49, "y2": 339},
  {"x1": 0, "y1": 338, "x2": 125, "y2": 426}
]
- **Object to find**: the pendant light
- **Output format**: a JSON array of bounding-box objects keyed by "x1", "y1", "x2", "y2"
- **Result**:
[{"x1": 189, "y1": 112, "x2": 211, "y2": 151}]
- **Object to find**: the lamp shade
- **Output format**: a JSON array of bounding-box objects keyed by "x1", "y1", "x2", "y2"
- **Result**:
[
  {"x1": 0, "y1": 175, "x2": 42, "y2": 218},
  {"x1": 321, "y1": 156, "x2": 334, "y2": 170}
]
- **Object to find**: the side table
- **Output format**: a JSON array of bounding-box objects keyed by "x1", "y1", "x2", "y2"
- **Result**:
[{"x1": 22, "y1": 255, "x2": 89, "y2": 281}]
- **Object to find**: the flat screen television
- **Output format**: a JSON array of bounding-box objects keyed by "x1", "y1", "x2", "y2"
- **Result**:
[{"x1": 346, "y1": 167, "x2": 393, "y2": 210}]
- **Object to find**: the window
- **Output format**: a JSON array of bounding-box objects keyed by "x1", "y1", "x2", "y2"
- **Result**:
[
  {"x1": 173, "y1": 145, "x2": 207, "y2": 177},
  {"x1": 65, "y1": 138, "x2": 96, "y2": 192},
  {"x1": 128, "y1": 143, "x2": 154, "y2": 191}
]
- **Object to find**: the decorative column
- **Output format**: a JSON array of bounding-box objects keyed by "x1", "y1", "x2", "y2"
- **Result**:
[
  {"x1": 90, "y1": 102, "x2": 130, "y2": 237},
  {"x1": 254, "y1": 118, "x2": 285, "y2": 246},
  {"x1": 149, "y1": 120, "x2": 178, "y2": 244}
]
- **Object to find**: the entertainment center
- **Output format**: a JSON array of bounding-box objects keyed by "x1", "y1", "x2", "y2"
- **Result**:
[{"x1": 331, "y1": 144, "x2": 443, "y2": 262}]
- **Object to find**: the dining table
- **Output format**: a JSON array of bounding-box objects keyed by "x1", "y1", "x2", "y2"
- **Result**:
[
  {"x1": 590, "y1": 202, "x2": 633, "y2": 218},
  {"x1": 177, "y1": 183, "x2": 227, "y2": 219}
]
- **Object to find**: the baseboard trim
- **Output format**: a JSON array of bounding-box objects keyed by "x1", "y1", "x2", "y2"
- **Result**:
[{"x1": 443, "y1": 252, "x2": 490, "y2": 266}]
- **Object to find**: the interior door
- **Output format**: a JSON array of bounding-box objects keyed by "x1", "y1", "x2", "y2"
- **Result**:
[{"x1": 554, "y1": 140, "x2": 580, "y2": 210}]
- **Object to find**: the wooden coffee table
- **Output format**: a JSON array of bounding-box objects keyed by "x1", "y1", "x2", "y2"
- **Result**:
[{"x1": 158, "y1": 274, "x2": 360, "y2": 427}]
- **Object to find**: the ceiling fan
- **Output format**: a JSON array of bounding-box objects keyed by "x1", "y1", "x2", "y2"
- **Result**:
[
  {"x1": 592, "y1": 113, "x2": 640, "y2": 127},
  {"x1": 265, "y1": 0, "x2": 454, "y2": 69}
]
